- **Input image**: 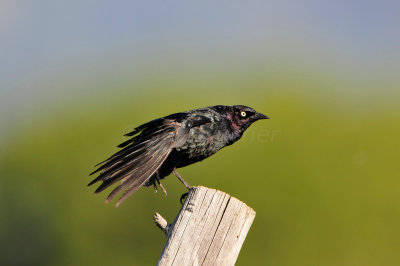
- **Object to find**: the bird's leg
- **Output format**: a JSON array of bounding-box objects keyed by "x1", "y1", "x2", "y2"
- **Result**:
[
  {"x1": 155, "y1": 172, "x2": 167, "y2": 196},
  {"x1": 173, "y1": 167, "x2": 192, "y2": 190}
]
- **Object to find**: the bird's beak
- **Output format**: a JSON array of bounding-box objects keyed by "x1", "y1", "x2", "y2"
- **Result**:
[{"x1": 255, "y1": 112, "x2": 269, "y2": 120}]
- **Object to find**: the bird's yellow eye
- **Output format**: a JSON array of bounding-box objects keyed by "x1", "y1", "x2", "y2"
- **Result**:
[{"x1": 240, "y1": 111, "x2": 247, "y2": 117}]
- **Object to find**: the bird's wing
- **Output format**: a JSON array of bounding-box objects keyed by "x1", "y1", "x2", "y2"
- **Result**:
[
  {"x1": 88, "y1": 113, "x2": 212, "y2": 206},
  {"x1": 89, "y1": 118, "x2": 186, "y2": 206}
]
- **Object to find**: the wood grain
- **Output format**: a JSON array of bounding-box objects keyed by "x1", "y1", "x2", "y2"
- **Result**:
[{"x1": 155, "y1": 186, "x2": 256, "y2": 266}]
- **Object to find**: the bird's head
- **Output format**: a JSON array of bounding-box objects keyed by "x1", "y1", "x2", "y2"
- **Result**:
[{"x1": 213, "y1": 105, "x2": 269, "y2": 136}]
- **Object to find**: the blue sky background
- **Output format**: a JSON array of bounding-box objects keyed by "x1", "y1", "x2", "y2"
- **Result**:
[{"x1": 1, "y1": 1, "x2": 399, "y2": 98}]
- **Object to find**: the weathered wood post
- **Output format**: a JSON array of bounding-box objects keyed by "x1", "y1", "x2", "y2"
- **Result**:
[{"x1": 153, "y1": 186, "x2": 256, "y2": 266}]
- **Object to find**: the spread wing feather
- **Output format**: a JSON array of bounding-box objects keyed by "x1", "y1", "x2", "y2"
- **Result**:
[
  {"x1": 109, "y1": 139, "x2": 173, "y2": 207},
  {"x1": 88, "y1": 119, "x2": 185, "y2": 206}
]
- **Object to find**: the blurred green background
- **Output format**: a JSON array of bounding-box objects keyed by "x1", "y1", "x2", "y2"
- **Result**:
[{"x1": 1, "y1": 1, "x2": 400, "y2": 266}]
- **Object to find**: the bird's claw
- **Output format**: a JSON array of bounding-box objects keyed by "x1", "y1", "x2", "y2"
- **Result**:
[
  {"x1": 159, "y1": 183, "x2": 168, "y2": 197},
  {"x1": 154, "y1": 181, "x2": 168, "y2": 196},
  {"x1": 180, "y1": 192, "x2": 189, "y2": 204}
]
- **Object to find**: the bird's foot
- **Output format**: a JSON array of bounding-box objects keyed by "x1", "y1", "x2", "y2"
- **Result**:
[
  {"x1": 154, "y1": 181, "x2": 167, "y2": 196},
  {"x1": 155, "y1": 172, "x2": 167, "y2": 196},
  {"x1": 159, "y1": 183, "x2": 167, "y2": 196},
  {"x1": 180, "y1": 192, "x2": 189, "y2": 204},
  {"x1": 173, "y1": 168, "x2": 192, "y2": 190}
]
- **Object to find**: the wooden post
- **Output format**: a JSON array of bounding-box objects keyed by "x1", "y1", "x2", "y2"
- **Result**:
[{"x1": 153, "y1": 186, "x2": 256, "y2": 266}]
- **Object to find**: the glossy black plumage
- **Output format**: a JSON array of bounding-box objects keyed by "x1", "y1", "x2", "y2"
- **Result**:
[{"x1": 89, "y1": 105, "x2": 268, "y2": 206}]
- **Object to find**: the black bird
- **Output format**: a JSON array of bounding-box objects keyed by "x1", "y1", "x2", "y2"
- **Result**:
[{"x1": 89, "y1": 105, "x2": 269, "y2": 206}]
